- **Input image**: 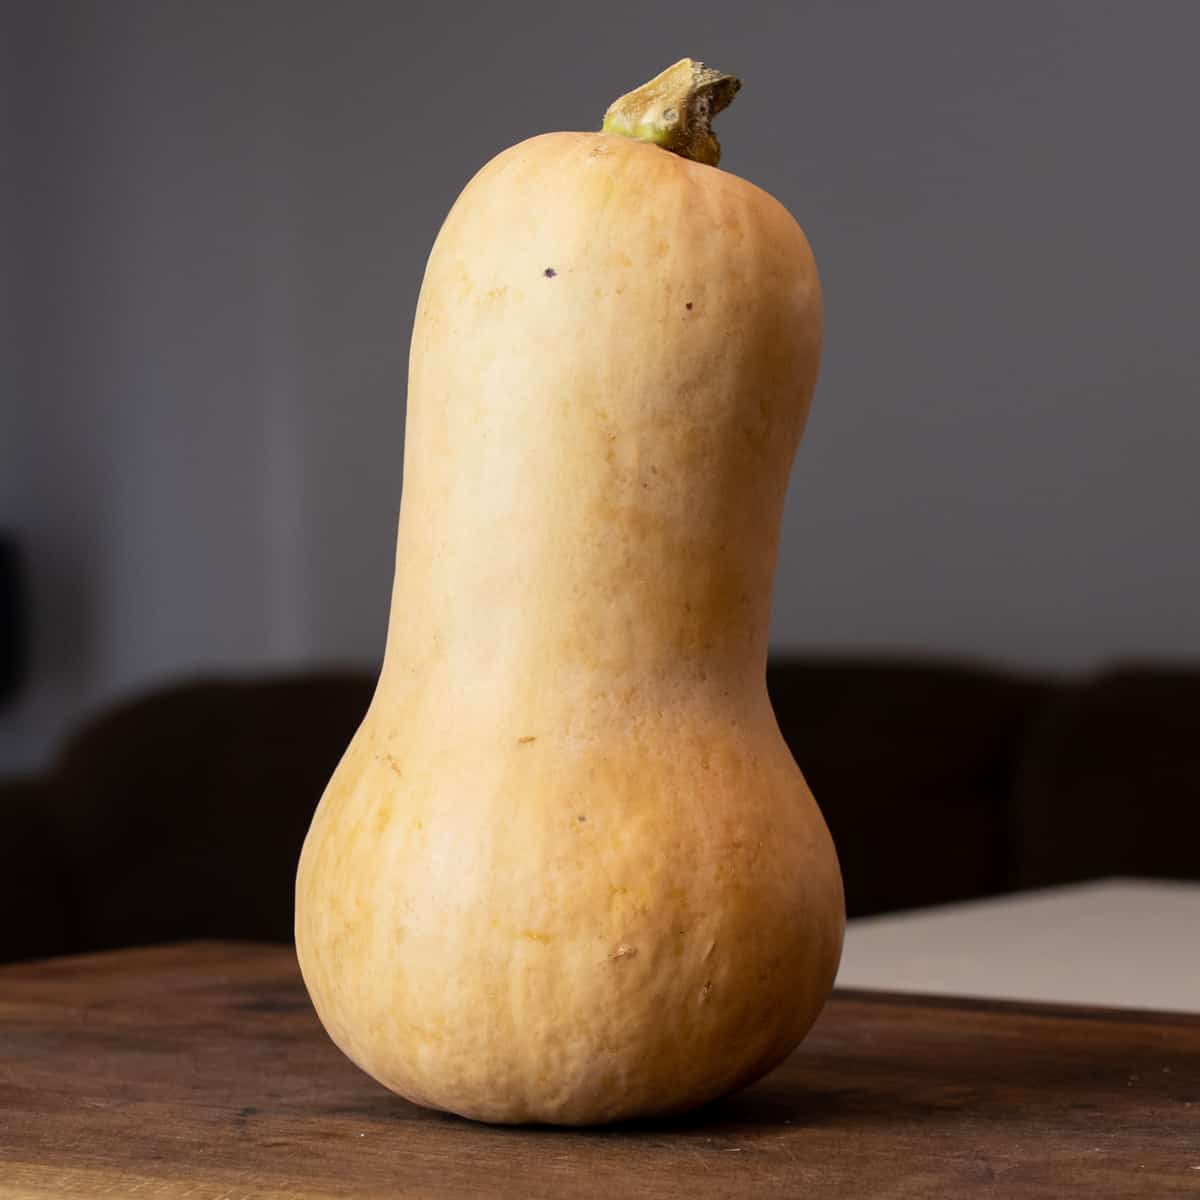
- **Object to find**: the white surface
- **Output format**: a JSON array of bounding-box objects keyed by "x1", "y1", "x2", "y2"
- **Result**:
[{"x1": 838, "y1": 878, "x2": 1200, "y2": 1014}]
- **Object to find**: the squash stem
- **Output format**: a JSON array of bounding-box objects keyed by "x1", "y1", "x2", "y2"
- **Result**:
[{"x1": 601, "y1": 58, "x2": 740, "y2": 168}]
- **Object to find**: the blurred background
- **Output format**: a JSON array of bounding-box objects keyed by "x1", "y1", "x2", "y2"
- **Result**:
[{"x1": 2, "y1": 1, "x2": 1198, "y2": 962}]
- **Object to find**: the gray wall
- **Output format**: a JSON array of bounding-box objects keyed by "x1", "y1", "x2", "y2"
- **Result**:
[{"x1": 5, "y1": 1, "x2": 1199, "y2": 770}]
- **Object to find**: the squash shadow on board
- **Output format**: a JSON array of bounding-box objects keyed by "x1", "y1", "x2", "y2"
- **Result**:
[{"x1": 316, "y1": 992, "x2": 1199, "y2": 1139}]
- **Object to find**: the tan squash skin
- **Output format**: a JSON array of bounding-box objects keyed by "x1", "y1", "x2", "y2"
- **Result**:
[{"x1": 295, "y1": 125, "x2": 844, "y2": 1126}]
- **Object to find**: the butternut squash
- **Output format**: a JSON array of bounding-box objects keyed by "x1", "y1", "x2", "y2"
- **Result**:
[{"x1": 295, "y1": 59, "x2": 843, "y2": 1126}]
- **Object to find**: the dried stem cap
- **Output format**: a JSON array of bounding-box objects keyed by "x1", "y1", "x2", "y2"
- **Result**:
[{"x1": 601, "y1": 58, "x2": 741, "y2": 167}]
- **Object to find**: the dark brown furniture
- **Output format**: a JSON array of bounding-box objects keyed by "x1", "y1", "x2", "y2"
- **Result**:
[
  {"x1": 2, "y1": 941, "x2": 1197, "y2": 1197},
  {"x1": 4, "y1": 657, "x2": 1199, "y2": 964}
]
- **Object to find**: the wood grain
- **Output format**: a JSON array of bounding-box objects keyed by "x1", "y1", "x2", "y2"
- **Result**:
[{"x1": 0, "y1": 941, "x2": 1197, "y2": 1198}]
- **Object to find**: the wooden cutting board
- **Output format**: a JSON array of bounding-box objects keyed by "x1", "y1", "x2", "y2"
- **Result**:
[{"x1": 1, "y1": 941, "x2": 1196, "y2": 1197}]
